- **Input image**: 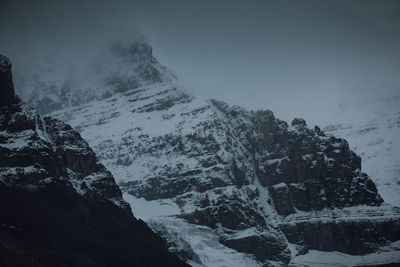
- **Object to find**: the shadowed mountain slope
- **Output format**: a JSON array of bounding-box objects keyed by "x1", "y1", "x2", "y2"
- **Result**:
[{"x1": 0, "y1": 54, "x2": 188, "y2": 267}]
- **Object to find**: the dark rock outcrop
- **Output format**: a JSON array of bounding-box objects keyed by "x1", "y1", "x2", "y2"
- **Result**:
[
  {"x1": 0, "y1": 55, "x2": 18, "y2": 105},
  {"x1": 250, "y1": 108, "x2": 383, "y2": 214},
  {"x1": 220, "y1": 230, "x2": 291, "y2": 263},
  {"x1": 0, "y1": 55, "x2": 188, "y2": 267},
  {"x1": 280, "y1": 214, "x2": 400, "y2": 255}
]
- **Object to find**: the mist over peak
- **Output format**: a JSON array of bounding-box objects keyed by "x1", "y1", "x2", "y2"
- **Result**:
[
  {"x1": 1, "y1": 0, "x2": 399, "y2": 127},
  {"x1": 12, "y1": 35, "x2": 174, "y2": 114}
]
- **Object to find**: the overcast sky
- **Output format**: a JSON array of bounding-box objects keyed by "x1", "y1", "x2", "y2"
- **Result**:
[{"x1": 1, "y1": 0, "x2": 399, "y2": 126}]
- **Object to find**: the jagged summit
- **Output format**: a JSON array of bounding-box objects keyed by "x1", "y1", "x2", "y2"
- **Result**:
[
  {"x1": 0, "y1": 55, "x2": 18, "y2": 105},
  {"x1": 0, "y1": 54, "x2": 11, "y2": 71},
  {"x1": 291, "y1": 117, "x2": 307, "y2": 126},
  {"x1": 323, "y1": 94, "x2": 400, "y2": 207},
  {"x1": 111, "y1": 41, "x2": 156, "y2": 63},
  {"x1": 15, "y1": 39, "x2": 176, "y2": 114}
]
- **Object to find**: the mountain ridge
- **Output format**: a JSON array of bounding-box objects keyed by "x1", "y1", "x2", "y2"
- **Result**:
[
  {"x1": 323, "y1": 94, "x2": 400, "y2": 207},
  {"x1": 14, "y1": 41, "x2": 400, "y2": 266}
]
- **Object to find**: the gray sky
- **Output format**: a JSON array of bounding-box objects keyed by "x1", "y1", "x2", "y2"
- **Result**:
[{"x1": 1, "y1": 0, "x2": 399, "y2": 126}]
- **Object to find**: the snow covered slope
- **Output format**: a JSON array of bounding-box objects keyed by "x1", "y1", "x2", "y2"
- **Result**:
[
  {"x1": 16, "y1": 41, "x2": 400, "y2": 266},
  {"x1": 323, "y1": 95, "x2": 400, "y2": 207}
]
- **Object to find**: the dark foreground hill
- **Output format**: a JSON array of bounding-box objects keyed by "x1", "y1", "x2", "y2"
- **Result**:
[{"x1": 0, "y1": 54, "x2": 188, "y2": 267}]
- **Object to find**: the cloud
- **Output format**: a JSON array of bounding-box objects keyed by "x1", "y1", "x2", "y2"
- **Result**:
[{"x1": 1, "y1": 0, "x2": 399, "y2": 126}]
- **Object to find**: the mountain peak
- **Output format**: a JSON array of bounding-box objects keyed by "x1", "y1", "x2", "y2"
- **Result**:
[
  {"x1": 291, "y1": 117, "x2": 307, "y2": 126},
  {"x1": 111, "y1": 41, "x2": 155, "y2": 63},
  {"x1": 15, "y1": 40, "x2": 176, "y2": 114},
  {"x1": 0, "y1": 54, "x2": 18, "y2": 105},
  {"x1": 0, "y1": 55, "x2": 11, "y2": 71}
]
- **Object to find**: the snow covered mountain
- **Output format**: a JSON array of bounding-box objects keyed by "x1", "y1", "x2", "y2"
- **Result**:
[
  {"x1": 0, "y1": 54, "x2": 187, "y2": 267},
  {"x1": 323, "y1": 95, "x2": 400, "y2": 207},
  {"x1": 16, "y1": 41, "x2": 400, "y2": 266}
]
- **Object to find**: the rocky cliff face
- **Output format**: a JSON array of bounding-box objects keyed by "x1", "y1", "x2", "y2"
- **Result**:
[
  {"x1": 322, "y1": 95, "x2": 400, "y2": 207},
  {"x1": 16, "y1": 42, "x2": 400, "y2": 266},
  {"x1": 0, "y1": 55, "x2": 18, "y2": 105},
  {"x1": 0, "y1": 55, "x2": 188, "y2": 267}
]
